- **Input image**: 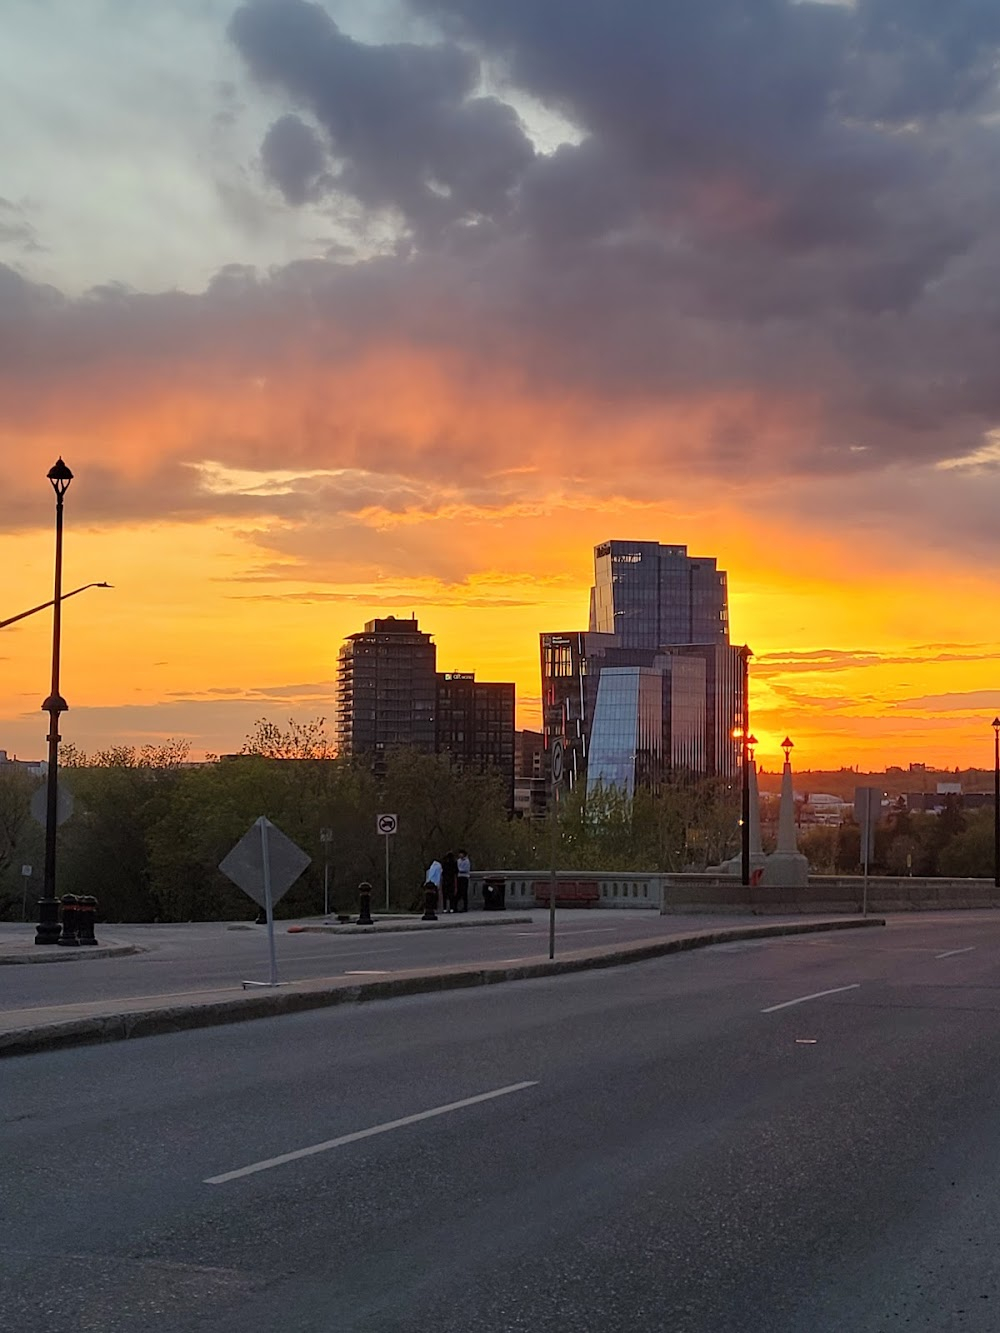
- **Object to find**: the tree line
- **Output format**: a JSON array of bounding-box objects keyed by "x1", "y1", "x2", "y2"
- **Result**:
[
  {"x1": 4, "y1": 721, "x2": 988, "y2": 922},
  {"x1": 0, "y1": 719, "x2": 744, "y2": 921}
]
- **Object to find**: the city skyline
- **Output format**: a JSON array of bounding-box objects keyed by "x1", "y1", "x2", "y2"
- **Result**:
[{"x1": 3, "y1": 2, "x2": 1000, "y2": 772}]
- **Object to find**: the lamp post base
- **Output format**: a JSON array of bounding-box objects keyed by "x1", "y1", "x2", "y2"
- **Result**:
[{"x1": 34, "y1": 897, "x2": 61, "y2": 945}]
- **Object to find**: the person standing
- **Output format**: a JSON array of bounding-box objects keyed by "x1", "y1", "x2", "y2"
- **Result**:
[
  {"x1": 456, "y1": 849, "x2": 471, "y2": 913},
  {"x1": 441, "y1": 851, "x2": 459, "y2": 913},
  {"x1": 425, "y1": 856, "x2": 443, "y2": 911}
]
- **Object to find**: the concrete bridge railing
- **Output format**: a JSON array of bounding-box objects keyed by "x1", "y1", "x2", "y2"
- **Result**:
[
  {"x1": 469, "y1": 871, "x2": 662, "y2": 910},
  {"x1": 470, "y1": 871, "x2": 1000, "y2": 913}
]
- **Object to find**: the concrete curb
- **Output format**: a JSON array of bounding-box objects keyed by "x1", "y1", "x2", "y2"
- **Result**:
[
  {"x1": 0, "y1": 916, "x2": 884, "y2": 1059},
  {"x1": 288, "y1": 915, "x2": 534, "y2": 935},
  {"x1": 0, "y1": 943, "x2": 142, "y2": 966}
]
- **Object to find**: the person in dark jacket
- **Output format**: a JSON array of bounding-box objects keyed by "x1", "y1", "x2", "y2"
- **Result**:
[
  {"x1": 441, "y1": 851, "x2": 459, "y2": 913},
  {"x1": 456, "y1": 849, "x2": 471, "y2": 912}
]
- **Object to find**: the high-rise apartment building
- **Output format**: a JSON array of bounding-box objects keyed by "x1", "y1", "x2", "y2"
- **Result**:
[
  {"x1": 335, "y1": 617, "x2": 437, "y2": 766},
  {"x1": 335, "y1": 619, "x2": 516, "y2": 795},
  {"x1": 590, "y1": 540, "x2": 729, "y2": 648}
]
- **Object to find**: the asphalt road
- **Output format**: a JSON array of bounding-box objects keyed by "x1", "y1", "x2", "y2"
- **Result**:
[
  {"x1": 0, "y1": 911, "x2": 768, "y2": 1012},
  {"x1": 6, "y1": 912, "x2": 1000, "y2": 1332}
]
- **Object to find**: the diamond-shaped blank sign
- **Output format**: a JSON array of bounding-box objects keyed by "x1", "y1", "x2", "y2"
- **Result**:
[
  {"x1": 30, "y1": 782, "x2": 74, "y2": 829},
  {"x1": 219, "y1": 817, "x2": 311, "y2": 909}
]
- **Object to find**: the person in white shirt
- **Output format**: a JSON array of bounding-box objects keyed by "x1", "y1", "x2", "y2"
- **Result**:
[
  {"x1": 456, "y1": 850, "x2": 471, "y2": 913},
  {"x1": 425, "y1": 857, "x2": 443, "y2": 910}
]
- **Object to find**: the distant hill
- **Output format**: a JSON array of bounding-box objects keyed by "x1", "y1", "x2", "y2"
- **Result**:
[{"x1": 754, "y1": 768, "x2": 995, "y2": 800}]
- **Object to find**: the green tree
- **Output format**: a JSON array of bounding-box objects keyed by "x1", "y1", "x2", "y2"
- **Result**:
[
  {"x1": 58, "y1": 742, "x2": 191, "y2": 920},
  {"x1": 938, "y1": 810, "x2": 994, "y2": 878},
  {"x1": 0, "y1": 768, "x2": 42, "y2": 919},
  {"x1": 799, "y1": 826, "x2": 838, "y2": 874}
]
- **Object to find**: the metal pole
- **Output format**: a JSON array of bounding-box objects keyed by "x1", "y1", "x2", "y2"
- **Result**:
[
  {"x1": 548, "y1": 792, "x2": 557, "y2": 961},
  {"x1": 323, "y1": 847, "x2": 330, "y2": 917},
  {"x1": 36, "y1": 469, "x2": 70, "y2": 945},
  {"x1": 384, "y1": 834, "x2": 391, "y2": 913},
  {"x1": 260, "y1": 817, "x2": 278, "y2": 986},
  {"x1": 862, "y1": 789, "x2": 870, "y2": 917},
  {"x1": 740, "y1": 646, "x2": 750, "y2": 887},
  {"x1": 993, "y1": 720, "x2": 999, "y2": 891}
]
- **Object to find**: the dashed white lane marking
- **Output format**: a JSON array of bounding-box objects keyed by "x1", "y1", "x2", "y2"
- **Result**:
[
  {"x1": 761, "y1": 983, "x2": 861, "y2": 1014},
  {"x1": 204, "y1": 1081, "x2": 539, "y2": 1185},
  {"x1": 935, "y1": 946, "x2": 976, "y2": 960},
  {"x1": 344, "y1": 970, "x2": 390, "y2": 975}
]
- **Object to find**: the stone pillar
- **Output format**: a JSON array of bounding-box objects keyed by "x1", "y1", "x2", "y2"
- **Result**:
[
  {"x1": 763, "y1": 739, "x2": 809, "y2": 888},
  {"x1": 750, "y1": 758, "x2": 764, "y2": 862}
]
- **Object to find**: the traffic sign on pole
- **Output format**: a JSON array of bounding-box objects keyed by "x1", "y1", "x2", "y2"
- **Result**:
[
  {"x1": 219, "y1": 817, "x2": 311, "y2": 987},
  {"x1": 376, "y1": 813, "x2": 398, "y2": 836},
  {"x1": 550, "y1": 740, "x2": 564, "y2": 785}
]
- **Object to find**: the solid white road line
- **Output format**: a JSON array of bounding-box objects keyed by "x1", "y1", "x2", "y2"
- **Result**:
[
  {"x1": 761, "y1": 983, "x2": 860, "y2": 1014},
  {"x1": 935, "y1": 946, "x2": 976, "y2": 960},
  {"x1": 204, "y1": 1081, "x2": 539, "y2": 1185}
]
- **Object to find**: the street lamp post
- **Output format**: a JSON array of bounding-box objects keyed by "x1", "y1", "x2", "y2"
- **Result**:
[
  {"x1": 992, "y1": 717, "x2": 999, "y2": 892},
  {"x1": 35, "y1": 458, "x2": 73, "y2": 945}
]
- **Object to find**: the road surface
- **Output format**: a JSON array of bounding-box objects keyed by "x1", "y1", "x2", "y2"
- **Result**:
[{"x1": 5, "y1": 912, "x2": 1000, "y2": 1331}]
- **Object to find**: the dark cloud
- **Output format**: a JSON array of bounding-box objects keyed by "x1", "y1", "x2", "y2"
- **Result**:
[
  {"x1": 5, "y1": 1, "x2": 1000, "y2": 573},
  {"x1": 229, "y1": 0, "x2": 534, "y2": 231},
  {"x1": 259, "y1": 114, "x2": 330, "y2": 204},
  {"x1": 0, "y1": 198, "x2": 45, "y2": 254}
]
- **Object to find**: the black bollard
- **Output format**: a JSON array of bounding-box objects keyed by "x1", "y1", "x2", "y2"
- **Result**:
[
  {"x1": 421, "y1": 884, "x2": 438, "y2": 921},
  {"x1": 77, "y1": 895, "x2": 99, "y2": 946},
  {"x1": 356, "y1": 881, "x2": 374, "y2": 926},
  {"x1": 57, "y1": 894, "x2": 80, "y2": 947}
]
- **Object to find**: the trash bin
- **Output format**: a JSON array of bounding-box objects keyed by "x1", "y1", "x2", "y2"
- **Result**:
[{"x1": 482, "y1": 876, "x2": 506, "y2": 911}]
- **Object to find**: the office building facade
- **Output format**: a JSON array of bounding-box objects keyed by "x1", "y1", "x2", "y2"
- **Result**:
[
  {"x1": 513, "y1": 729, "x2": 548, "y2": 818},
  {"x1": 590, "y1": 540, "x2": 729, "y2": 648},
  {"x1": 436, "y1": 672, "x2": 515, "y2": 808}
]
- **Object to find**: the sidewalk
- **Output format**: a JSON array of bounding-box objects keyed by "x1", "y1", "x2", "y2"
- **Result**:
[
  {"x1": 0, "y1": 933, "x2": 142, "y2": 965},
  {"x1": 0, "y1": 915, "x2": 884, "y2": 1058},
  {"x1": 0, "y1": 912, "x2": 534, "y2": 964}
]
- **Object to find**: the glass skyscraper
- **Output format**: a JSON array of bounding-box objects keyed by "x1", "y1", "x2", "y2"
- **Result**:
[
  {"x1": 587, "y1": 667, "x2": 665, "y2": 800},
  {"x1": 542, "y1": 540, "x2": 744, "y2": 797},
  {"x1": 590, "y1": 540, "x2": 729, "y2": 648}
]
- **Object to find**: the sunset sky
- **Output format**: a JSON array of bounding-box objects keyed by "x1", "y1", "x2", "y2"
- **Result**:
[{"x1": 2, "y1": 0, "x2": 1000, "y2": 772}]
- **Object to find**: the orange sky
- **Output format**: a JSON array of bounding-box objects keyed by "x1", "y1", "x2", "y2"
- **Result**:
[{"x1": 3, "y1": 454, "x2": 998, "y2": 772}]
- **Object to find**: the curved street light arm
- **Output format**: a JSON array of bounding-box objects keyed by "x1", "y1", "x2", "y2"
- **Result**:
[{"x1": 0, "y1": 582, "x2": 112, "y2": 630}]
